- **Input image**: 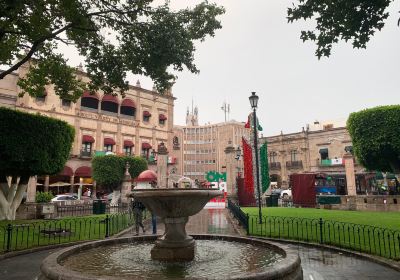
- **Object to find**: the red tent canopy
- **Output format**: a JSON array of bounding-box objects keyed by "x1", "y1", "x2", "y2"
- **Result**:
[
  {"x1": 124, "y1": 140, "x2": 134, "y2": 147},
  {"x1": 75, "y1": 166, "x2": 92, "y2": 177},
  {"x1": 59, "y1": 166, "x2": 73, "y2": 177},
  {"x1": 82, "y1": 91, "x2": 98, "y2": 99},
  {"x1": 82, "y1": 135, "x2": 95, "y2": 143},
  {"x1": 159, "y1": 114, "x2": 167, "y2": 121},
  {"x1": 104, "y1": 138, "x2": 116, "y2": 145},
  {"x1": 142, "y1": 143, "x2": 152, "y2": 149},
  {"x1": 121, "y1": 98, "x2": 136, "y2": 107},
  {"x1": 143, "y1": 111, "x2": 151, "y2": 117},
  {"x1": 102, "y1": 94, "x2": 119, "y2": 103}
]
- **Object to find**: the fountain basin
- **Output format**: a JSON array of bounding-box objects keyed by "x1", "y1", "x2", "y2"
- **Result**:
[
  {"x1": 39, "y1": 235, "x2": 303, "y2": 280},
  {"x1": 130, "y1": 188, "x2": 222, "y2": 261}
]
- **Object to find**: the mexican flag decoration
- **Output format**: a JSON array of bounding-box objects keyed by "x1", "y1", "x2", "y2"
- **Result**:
[
  {"x1": 244, "y1": 112, "x2": 263, "y2": 131},
  {"x1": 242, "y1": 137, "x2": 254, "y2": 195}
]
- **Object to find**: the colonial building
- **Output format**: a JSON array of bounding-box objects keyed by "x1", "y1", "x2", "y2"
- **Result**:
[
  {"x1": 171, "y1": 106, "x2": 250, "y2": 195},
  {"x1": 260, "y1": 120, "x2": 365, "y2": 192},
  {"x1": 0, "y1": 62, "x2": 175, "y2": 189}
]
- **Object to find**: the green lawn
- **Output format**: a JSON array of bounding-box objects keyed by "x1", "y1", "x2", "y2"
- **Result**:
[
  {"x1": 241, "y1": 207, "x2": 400, "y2": 260},
  {"x1": 242, "y1": 207, "x2": 400, "y2": 231},
  {"x1": 0, "y1": 213, "x2": 136, "y2": 253}
]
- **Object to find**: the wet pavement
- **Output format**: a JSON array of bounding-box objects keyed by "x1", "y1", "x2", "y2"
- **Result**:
[{"x1": 0, "y1": 208, "x2": 399, "y2": 279}]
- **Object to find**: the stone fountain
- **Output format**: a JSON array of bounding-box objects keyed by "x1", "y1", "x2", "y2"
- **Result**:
[
  {"x1": 131, "y1": 188, "x2": 222, "y2": 261},
  {"x1": 39, "y1": 142, "x2": 303, "y2": 279}
]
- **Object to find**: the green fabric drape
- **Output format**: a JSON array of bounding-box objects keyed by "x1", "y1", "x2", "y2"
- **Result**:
[{"x1": 260, "y1": 143, "x2": 270, "y2": 192}]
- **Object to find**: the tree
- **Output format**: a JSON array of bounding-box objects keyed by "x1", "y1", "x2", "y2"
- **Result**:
[
  {"x1": 92, "y1": 155, "x2": 148, "y2": 204},
  {"x1": 0, "y1": 1, "x2": 224, "y2": 100},
  {"x1": 287, "y1": 0, "x2": 394, "y2": 58},
  {"x1": 0, "y1": 108, "x2": 74, "y2": 220},
  {"x1": 347, "y1": 105, "x2": 400, "y2": 174}
]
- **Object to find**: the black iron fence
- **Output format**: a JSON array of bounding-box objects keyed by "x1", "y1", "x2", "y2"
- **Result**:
[
  {"x1": 0, "y1": 212, "x2": 137, "y2": 253},
  {"x1": 228, "y1": 200, "x2": 400, "y2": 260},
  {"x1": 227, "y1": 200, "x2": 249, "y2": 234}
]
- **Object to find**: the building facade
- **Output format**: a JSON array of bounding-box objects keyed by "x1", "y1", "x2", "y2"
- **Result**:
[
  {"x1": 171, "y1": 107, "x2": 250, "y2": 195},
  {"x1": 261, "y1": 121, "x2": 364, "y2": 191},
  {"x1": 0, "y1": 62, "x2": 175, "y2": 188}
]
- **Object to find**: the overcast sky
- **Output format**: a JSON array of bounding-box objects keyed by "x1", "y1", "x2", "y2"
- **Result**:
[{"x1": 67, "y1": 1, "x2": 400, "y2": 136}]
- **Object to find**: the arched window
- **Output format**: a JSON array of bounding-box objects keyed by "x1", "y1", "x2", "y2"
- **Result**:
[
  {"x1": 120, "y1": 98, "x2": 136, "y2": 117},
  {"x1": 101, "y1": 95, "x2": 119, "y2": 114},
  {"x1": 80, "y1": 91, "x2": 99, "y2": 110}
]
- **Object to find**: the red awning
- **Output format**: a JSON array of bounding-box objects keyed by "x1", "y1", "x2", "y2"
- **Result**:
[
  {"x1": 104, "y1": 138, "x2": 116, "y2": 145},
  {"x1": 143, "y1": 111, "x2": 151, "y2": 117},
  {"x1": 74, "y1": 166, "x2": 92, "y2": 177},
  {"x1": 82, "y1": 135, "x2": 95, "y2": 143},
  {"x1": 142, "y1": 143, "x2": 152, "y2": 149},
  {"x1": 159, "y1": 114, "x2": 167, "y2": 121},
  {"x1": 124, "y1": 140, "x2": 134, "y2": 147},
  {"x1": 121, "y1": 98, "x2": 136, "y2": 108},
  {"x1": 59, "y1": 166, "x2": 73, "y2": 177},
  {"x1": 102, "y1": 94, "x2": 119, "y2": 103},
  {"x1": 82, "y1": 91, "x2": 98, "y2": 99}
]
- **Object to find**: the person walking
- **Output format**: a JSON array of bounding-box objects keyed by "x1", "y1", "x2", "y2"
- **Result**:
[{"x1": 132, "y1": 198, "x2": 146, "y2": 235}]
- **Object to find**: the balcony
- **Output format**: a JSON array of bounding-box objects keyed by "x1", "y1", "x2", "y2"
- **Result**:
[
  {"x1": 80, "y1": 150, "x2": 93, "y2": 159},
  {"x1": 269, "y1": 162, "x2": 281, "y2": 170},
  {"x1": 316, "y1": 158, "x2": 344, "y2": 167},
  {"x1": 286, "y1": 160, "x2": 303, "y2": 169}
]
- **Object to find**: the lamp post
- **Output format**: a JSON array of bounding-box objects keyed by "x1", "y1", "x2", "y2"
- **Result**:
[
  {"x1": 235, "y1": 147, "x2": 242, "y2": 196},
  {"x1": 249, "y1": 92, "x2": 262, "y2": 224}
]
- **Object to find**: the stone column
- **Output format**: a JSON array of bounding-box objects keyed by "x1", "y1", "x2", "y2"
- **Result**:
[
  {"x1": 121, "y1": 163, "x2": 132, "y2": 204},
  {"x1": 26, "y1": 176, "x2": 37, "y2": 203},
  {"x1": 344, "y1": 152, "x2": 356, "y2": 196},
  {"x1": 69, "y1": 175, "x2": 75, "y2": 193},
  {"x1": 157, "y1": 142, "x2": 169, "y2": 188},
  {"x1": 224, "y1": 143, "x2": 236, "y2": 196},
  {"x1": 44, "y1": 175, "x2": 50, "y2": 192},
  {"x1": 92, "y1": 180, "x2": 97, "y2": 199}
]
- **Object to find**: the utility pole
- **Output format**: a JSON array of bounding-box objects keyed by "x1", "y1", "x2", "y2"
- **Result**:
[{"x1": 221, "y1": 102, "x2": 230, "y2": 122}]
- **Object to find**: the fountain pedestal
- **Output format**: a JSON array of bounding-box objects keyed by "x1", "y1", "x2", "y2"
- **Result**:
[
  {"x1": 131, "y1": 188, "x2": 222, "y2": 262},
  {"x1": 152, "y1": 217, "x2": 194, "y2": 261}
]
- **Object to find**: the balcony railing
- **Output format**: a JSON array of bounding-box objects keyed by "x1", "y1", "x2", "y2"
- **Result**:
[
  {"x1": 80, "y1": 150, "x2": 92, "y2": 158},
  {"x1": 286, "y1": 160, "x2": 303, "y2": 169},
  {"x1": 269, "y1": 162, "x2": 281, "y2": 170}
]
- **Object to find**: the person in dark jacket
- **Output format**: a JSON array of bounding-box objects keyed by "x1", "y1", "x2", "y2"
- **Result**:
[{"x1": 132, "y1": 198, "x2": 146, "y2": 235}]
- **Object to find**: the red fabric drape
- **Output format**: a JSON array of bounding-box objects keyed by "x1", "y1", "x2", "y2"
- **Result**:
[
  {"x1": 242, "y1": 137, "x2": 254, "y2": 195},
  {"x1": 291, "y1": 173, "x2": 316, "y2": 207}
]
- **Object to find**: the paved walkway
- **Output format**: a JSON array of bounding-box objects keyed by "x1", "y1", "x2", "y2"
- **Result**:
[{"x1": 0, "y1": 209, "x2": 399, "y2": 279}]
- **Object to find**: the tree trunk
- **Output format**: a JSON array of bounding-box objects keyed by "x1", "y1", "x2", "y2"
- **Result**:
[{"x1": 0, "y1": 176, "x2": 29, "y2": 220}]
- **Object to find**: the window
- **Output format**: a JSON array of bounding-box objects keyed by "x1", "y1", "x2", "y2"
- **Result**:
[
  {"x1": 81, "y1": 92, "x2": 99, "y2": 109},
  {"x1": 290, "y1": 150, "x2": 297, "y2": 162},
  {"x1": 269, "y1": 152, "x2": 277, "y2": 163},
  {"x1": 345, "y1": 146, "x2": 353, "y2": 154},
  {"x1": 121, "y1": 99, "x2": 136, "y2": 117},
  {"x1": 104, "y1": 144, "x2": 113, "y2": 152},
  {"x1": 159, "y1": 114, "x2": 167, "y2": 125},
  {"x1": 124, "y1": 146, "x2": 132, "y2": 156},
  {"x1": 35, "y1": 94, "x2": 46, "y2": 103},
  {"x1": 82, "y1": 142, "x2": 92, "y2": 153},
  {"x1": 143, "y1": 111, "x2": 151, "y2": 122},
  {"x1": 319, "y1": 148, "x2": 329, "y2": 160},
  {"x1": 62, "y1": 99, "x2": 71, "y2": 107}
]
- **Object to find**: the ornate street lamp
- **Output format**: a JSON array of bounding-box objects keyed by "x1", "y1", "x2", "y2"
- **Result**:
[{"x1": 249, "y1": 92, "x2": 262, "y2": 224}]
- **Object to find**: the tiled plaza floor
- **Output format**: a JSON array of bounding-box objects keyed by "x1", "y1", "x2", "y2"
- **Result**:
[{"x1": 0, "y1": 208, "x2": 399, "y2": 279}]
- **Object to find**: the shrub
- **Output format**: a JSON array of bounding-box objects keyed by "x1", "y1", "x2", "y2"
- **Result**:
[{"x1": 35, "y1": 192, "x2": 54, "y2": 203}]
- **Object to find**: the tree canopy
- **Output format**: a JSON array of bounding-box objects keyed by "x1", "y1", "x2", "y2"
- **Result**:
[
  {"x1": 0, "y1": 107, "x2": 74, "y2": 220},
  {"x1": 347, "y1": 105, "x2": 400, "y2": 173},
  {"x1": 92, "y1": 155, "x2": 148, "y2": 192},
  {"x1": 0, "y1": 107, "x2": 75, "y2": 180},
  {"x1": 0, "y1": 0, "x2": 224, "y2": 100},
  {"x1": 287, "y1": 0, "x2": 394, "y2": 58}
]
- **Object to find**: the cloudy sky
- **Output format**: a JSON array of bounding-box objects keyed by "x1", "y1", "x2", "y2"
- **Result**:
[{"x1": 69, "y1": 1, "x2": 400, "y2": 136}]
